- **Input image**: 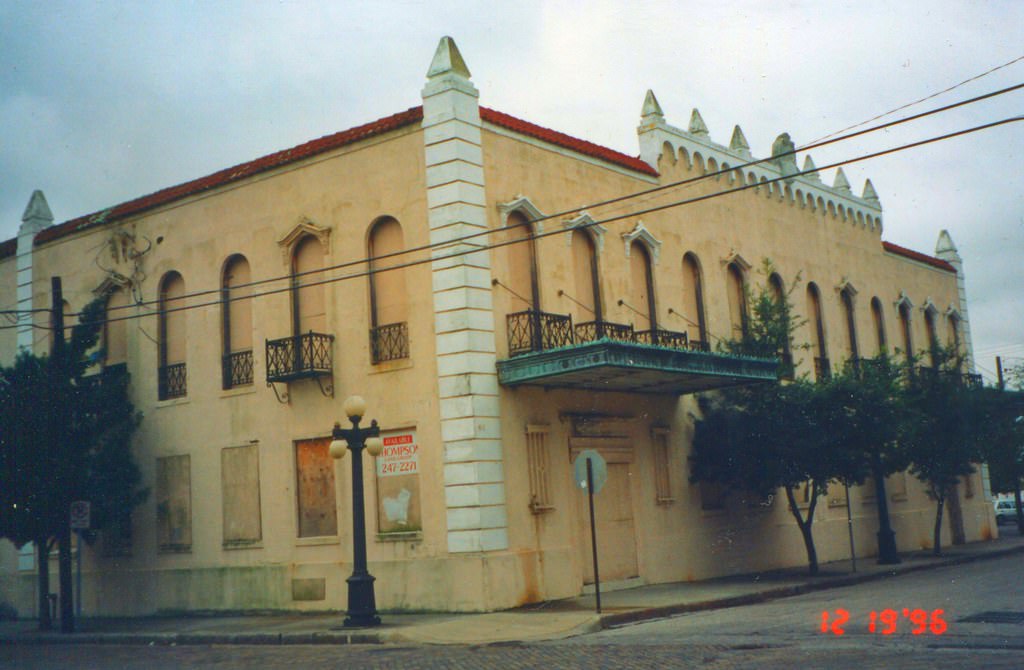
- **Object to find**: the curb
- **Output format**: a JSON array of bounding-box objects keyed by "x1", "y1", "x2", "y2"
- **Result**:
[
  {"x1": 596, "y1": 543, "x2": 1024, "y2": 630},
  {"x1": 0, "y1": 630, "x2": 385, "y2": 646}
]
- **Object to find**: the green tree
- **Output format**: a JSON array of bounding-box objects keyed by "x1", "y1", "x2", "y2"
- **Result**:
[
  {"x1": 0, "y1": 296, "x2": 145, "y2": 631},
  {"x1": 981, "y1": 388, "x2": 1024, "y2": 532},
  {"x1": 901, "y1": 350, "x2": 986, "y2": 555}
]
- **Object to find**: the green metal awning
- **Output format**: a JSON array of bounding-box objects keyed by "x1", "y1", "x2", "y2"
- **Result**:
[{"x1": 497, "y1": 340, "x2": 778, "y2": 394}]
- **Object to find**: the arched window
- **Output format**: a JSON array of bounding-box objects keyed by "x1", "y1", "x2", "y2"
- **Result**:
[
  {"x1": 158, "y1": 271, "x2": 187, "y2": 400},
  {"x1": 682, "y1": 253, "x2": 707, "y2": 350},
  {"x1": 629, "y1": 241, "x2": 657, "y2": 332},
  {"x1": 769, "y1": 273, "x2": 792, "y2": 376},
  {"x1": 50, "y1": 300, "x2": 75, "y2": 353},
  {"x1": 367, "y1": 217, "x2": 409, "y2": 363},
  {"x1": 726, "y1": 262, "x2": 748, "y2": 340},
  {"x1": 898, "y1": 301, "x2": 914, "y2": 362},
  {"x1": 807, "y1": 283, "x2": 829, "y2": 380},
  {"x1": 947, "y1": 313, "x2": 961, "y2": 361},
  {"x1": 570, "y1": 229, "x2": 602, "y2": 323},
  {"x1": 292, "y1": 235, "x2": 326, "y2": 335},
  {"x1": 840, "y1": 287, "x2": 858, "y2": 361},
  {"x1": 924, "y1": 307, "x2": 939, "y2": 367},
  {"x1": 870, "y1": 297, "x2": 887, "y2": 354},
  {"x1": 105, "y1": 287, "x2": 129, "y2": 367},
  {"x1": 500, "y1": 212, "x2": 540, "y2": 312},
  {"x1": 221, "y1": 254, "x2": 253, "y2": 389}
]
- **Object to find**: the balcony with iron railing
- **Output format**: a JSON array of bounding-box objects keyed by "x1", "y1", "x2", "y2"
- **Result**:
[
  {"x1": 158, "y1": 362, "x2": 187, "y2": 400},
  {"x1": 498, "y1": 309, "x2": 778, "y2": 394},
  {"x1": 265, "y1": 332, "x2": 334, "y2": 384},
  {"x1": 370, "y1": 322, "x2": 409, "y2": 364},
  {"x1": 222, "y1": 349, "x2": 254, "y2": 390}
]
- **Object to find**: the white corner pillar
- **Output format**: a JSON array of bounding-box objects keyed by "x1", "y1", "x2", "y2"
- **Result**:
[
  {"x1": 422, "y1": 37, "x2": 508, "y2": 554},
  {"x1": 16, "y1": 190, "x2": 53, "y2": 353}
]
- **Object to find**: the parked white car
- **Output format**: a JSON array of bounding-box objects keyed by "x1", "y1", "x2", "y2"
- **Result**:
[{"x1": 995, "y1": 499, "x2": 1017, "y2": 525}]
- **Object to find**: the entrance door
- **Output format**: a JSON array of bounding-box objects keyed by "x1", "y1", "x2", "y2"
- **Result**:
[{"x1": 574, "y1": 451, "x2": 638, "y2": 584}]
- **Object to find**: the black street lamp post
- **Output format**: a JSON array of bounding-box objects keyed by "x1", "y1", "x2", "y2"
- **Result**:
[{"x1": 330, "y1": 395, "x2": 383, "y2": 627}]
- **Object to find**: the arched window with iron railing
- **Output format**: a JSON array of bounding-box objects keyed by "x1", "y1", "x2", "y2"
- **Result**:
[
  {"x1": 682, "y1": 252, "x2": 708, "y2": 351},
  {"x1": 871, "y1": 297, "x2": 887, "y2": 355},
  {"x1": 569, "y1": 227, "x2": 602, "y2": 323},
  {"x1": 629, "y1": 241, "x2": 657, "y2": 331},
  {"x1": 158, "y1": 271, "x2": 187, "y2": 400},
  {"x1": 221, "y1": 254, "x2": 253, "y2": 389},
  {"x1": 769, "y1": 272, "x2": 793, "y2": 377},
  {"x1": 367, "y1": 217, "x2": 409, "y2": 364},
  {"x1": 807, "y1": 282, "x2": 829, "y2": 380}
]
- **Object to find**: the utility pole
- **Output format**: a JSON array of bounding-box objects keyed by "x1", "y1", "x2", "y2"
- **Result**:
[
  {"x1": 997, "y1": 356, "x2": 1005, "y2": 391},
  {"x1": 51, "y1": 277, "x2": 74, "y2": 634}
]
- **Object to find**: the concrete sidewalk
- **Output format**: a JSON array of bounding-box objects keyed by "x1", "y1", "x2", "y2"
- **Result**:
[{"x1": 2, "y1": 532, "x2": 1022, "y2": 646}]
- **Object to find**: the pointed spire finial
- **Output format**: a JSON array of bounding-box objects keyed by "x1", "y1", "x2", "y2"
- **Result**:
[
  {"x1": 935, "y1": 229, "x2": 959, "y2": 259},
  {"x1": 20, "y1": 190, "x2": 53, "y2": 234},
  {"x1": 427, "y1": 36, "x2": 471, "y2": 79},
  {"x1": 771, "y1": 133, "x2": 797, "y2": 181},
  {"x1": 802, "y1": 155, "x2": 821, "y2": 182},
  {"x1": 833, "y1": 167, "x2": 851, "y2": 193},
  {"x1": 729, "y1": 125, "x2": 750, "y2": 156},
  {"x1": 688, "y1": 108, "x2": 709, "y2": 137},
  {"x1": 641, "y1": 89, "x2": 664, "y2": 121},
  {"x1": 861, "y1": 178, "x2": 880, "y2": 204}
]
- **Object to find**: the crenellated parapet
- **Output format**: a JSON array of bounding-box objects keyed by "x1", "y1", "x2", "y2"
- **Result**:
[{"x1": 637, "y1": 90, "x2": 884, "y2": 234}]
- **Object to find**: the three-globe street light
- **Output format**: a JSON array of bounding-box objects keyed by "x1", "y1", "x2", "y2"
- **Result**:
[{"x1": 330, "y1": 395, "x2": 384, "y2": 627}]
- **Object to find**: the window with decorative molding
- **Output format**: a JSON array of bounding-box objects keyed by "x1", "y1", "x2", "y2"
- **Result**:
[
  {"x1": 525, "y1": 424, "x2": 553, "y2": 513},
  {"x1": 651, "y1": 428, "x2": 673, "y2": 503}
]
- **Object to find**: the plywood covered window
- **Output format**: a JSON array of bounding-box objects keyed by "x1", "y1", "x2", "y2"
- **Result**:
[
  {"x1": 292, "y1": 235, "x2": 326, "y2": 335},
  {"x1": 898, "y1": 301, "x2": 914, "y2": 362},
  {"x1": 368, "y1": 217, "x2": 410, "y2": 363},
  {"x1": 295, "y1": 437, "x2": 337, "y2": 538},
  {"x1": 726, "y1": 262, "x2": 747, "y2": 339},
  {"x1": 871, "y1": 297, "x2": 887, "y2": 354},
  {"x1": 105, "y1": 287, "x2": 129, "y2": 367},
  {"x1": 682, "y1": 253, "x2": 707, "y2": 348},
  {"x1": 156, "y1": 454, "x2": 192, "y2": 552},
  {"x1": 652, "y1": 428, "x2": 673, "y2": 504},
  {"x1": 807, "y1": 282, "x2": 828, "y2": 380},
  {"x1": 222, "y1": 445, "x2": 262, "y2": 546},
  {"x1": 499, "y1": 212, "x2": 540, "y2": 311},
  {"x1": 840, "y1": 287, "x2": 859, "y2": 360},
  {"x1": 629, "y1": 242, "x2": 656, "y2": 329},
  {"x1": 221, "y1": 255, "x2": 253, "y2": 388},
  {"x1": 570, "y1": 229, "x2": 602, "y2": 322},
  {"x1": 158, "y1": 271, "x2": 187, "y2": 400},
  {"x1": 525, "y1": 425, "x2": 553, "y2": 513}
]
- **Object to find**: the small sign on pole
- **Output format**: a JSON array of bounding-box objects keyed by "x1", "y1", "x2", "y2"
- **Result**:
[
  {"x1": 573, "y1": 449, "x2": 607, "y2": 614},
  {"x1": 69, "y1": 501, "x2": 90, "y2": 530}
]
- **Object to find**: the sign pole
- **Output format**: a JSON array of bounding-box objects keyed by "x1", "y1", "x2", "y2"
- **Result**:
[
  {"x1": 587, "y1": 458, "x2": 601, "y2": 614},
  {"x1": 75, "y1": 530, "x2": 82, "y2": 618}
]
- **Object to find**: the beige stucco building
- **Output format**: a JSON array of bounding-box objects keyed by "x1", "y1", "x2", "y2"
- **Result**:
[{"x1": 0, "y1": 37, "x2": 997, "y2": 617}]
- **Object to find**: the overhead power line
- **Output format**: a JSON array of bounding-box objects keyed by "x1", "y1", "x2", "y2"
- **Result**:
[
  {"x1": 28, "y1": 79, "x2": 1018, "y2": 322},
  {"x1": 5, "y1": 114, "x2": 1018, "y2": 332}
]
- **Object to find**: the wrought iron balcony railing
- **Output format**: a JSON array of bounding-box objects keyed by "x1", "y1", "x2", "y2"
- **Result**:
[
  {"x1": 222, "y1": 349, "x2": 254, "y2": 389},
  {"x1": 814, "y1": 356, "x2": 831, "y2": 382},
  {"x1": 158, "y1": 362, "x2": 187, "y2": 400},
  {"x1": 265, "y1": 332, "x2": 334, "y2": 383},
  {"x1": 635, "y1": 328, "x2": 689, "y2": 349},
  {"x1": 370, "y1": 322, "x2": 409, "y2": 364},
  {"x1": 507, "y1": 310, "x2": 574, "y2": 356},
  {"x1": 574, "y1": 320, "x2": 634, "y2": 344}
]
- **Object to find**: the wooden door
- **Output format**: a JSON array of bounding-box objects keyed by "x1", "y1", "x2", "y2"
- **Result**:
[{"x1": 576, "y1": 457, "x2": 638, "y2": 584}]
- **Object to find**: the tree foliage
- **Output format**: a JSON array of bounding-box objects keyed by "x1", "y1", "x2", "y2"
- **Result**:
[{"x1": 0, "y1": 296, "x2": 146, "y2": 629}]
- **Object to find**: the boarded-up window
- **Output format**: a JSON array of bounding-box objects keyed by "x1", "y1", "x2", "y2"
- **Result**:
[
  {"x1": 700, "y1": 481, "x2": 725, "y2": 510},
  {"x1": 222, "y1": 445, "x2": 262, "y2": 546},
  {"x1": 375, "y1": 428, "x2": 422, "y2": 535},
  {"x1": 293, "y1": 236, "x2": 326, "y2": 334},
  {"x1": 105, "y1": 287, "x2": 129, "y2": 366},
  {"x1": 827, "y1": 480, "x2": 848, "y2": 508},
  {"x1": 652, "y1": 428, "x2": 673, "y2": 503},
  {"x1": 888, "y1": 472, "x2": 908, "y2": 501},
  {"x1": 156, "y1": 455, "x2": 192, "y2": 552},
  {"x1": 526, "y1": 425, "x2": 553, "y2": 513},
  {"x1": 682, "y1": 253, "x2": 707, "y2": 347},
  {"x1": 295, "y1": 438, "x2": 337, "y2": 538}
]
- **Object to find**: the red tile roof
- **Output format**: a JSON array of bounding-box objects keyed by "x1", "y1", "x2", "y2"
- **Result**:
[
  {"x1": 480, "y1": 107, "x2": 659, "y2": 177},
  {"x1": 882, "y1": 241, "x2": 956, "y2": 273}
]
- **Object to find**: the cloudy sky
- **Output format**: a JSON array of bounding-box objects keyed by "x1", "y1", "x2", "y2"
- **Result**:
[{"x1": 2, "y1": 1, "x2": 1021, "y2": 382}]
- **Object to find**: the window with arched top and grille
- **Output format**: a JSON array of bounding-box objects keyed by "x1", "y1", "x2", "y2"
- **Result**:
[
  {"x1": 807, "y1": 282, "x2": 829, "y2": 380},
  {"x1": 221, "y1": 254, "x2": 253, "y2": 389},
  {"x1": 726, "y1": 262, "x2": 748, "y2": 341},
  {"x1": 871, "y1": 297, "x2": 887, "y2": 354},
  {"x1": 367, "y1": 217, "x2": 409, "y2": 363},
  {"x1": 682, "y1": 253, "x2": 708, "y2": 351},
  {"x1": 158, "y1": 271, "x2": 187, "y2": 400}
]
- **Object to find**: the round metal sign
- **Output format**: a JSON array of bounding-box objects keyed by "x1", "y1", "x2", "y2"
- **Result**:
[{"x1": 573, "y1": 449, "x2": 608, "y2": 495}]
